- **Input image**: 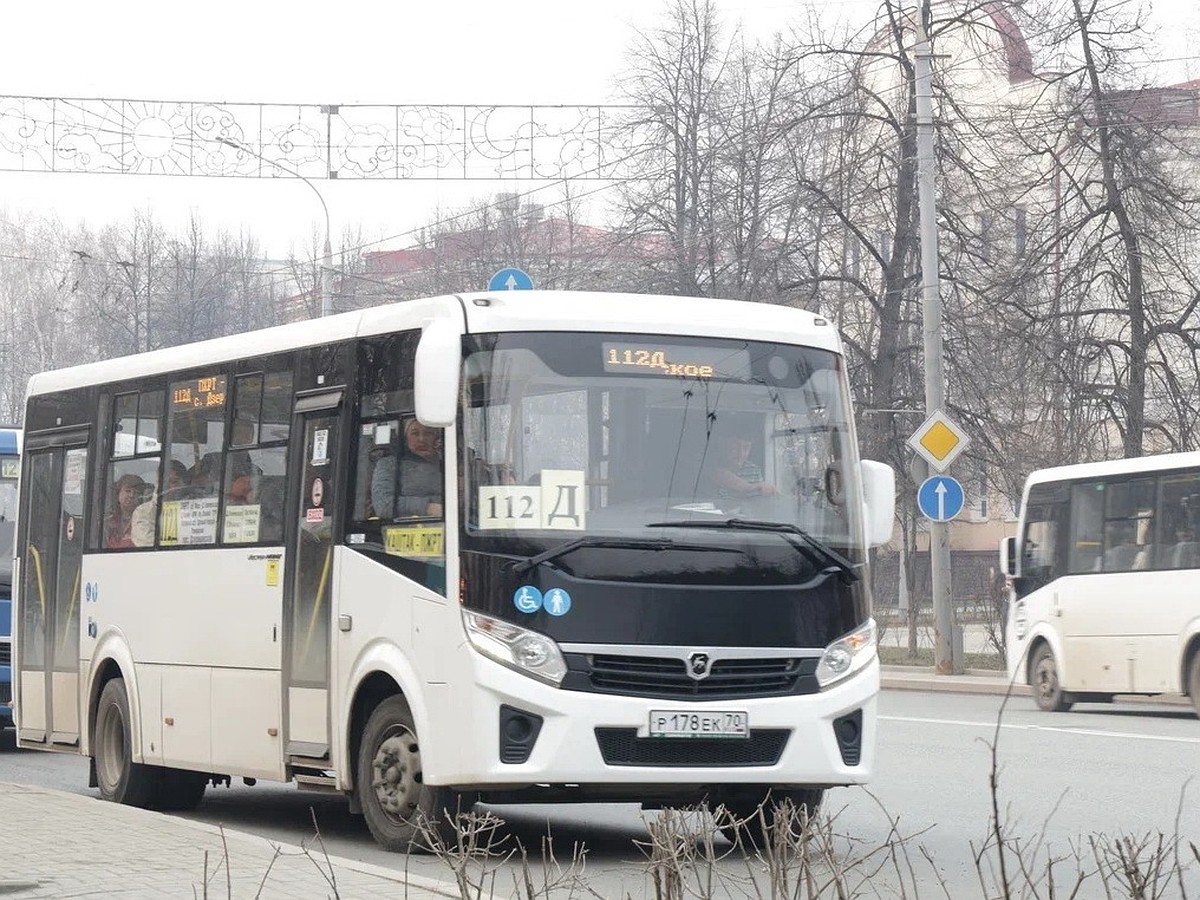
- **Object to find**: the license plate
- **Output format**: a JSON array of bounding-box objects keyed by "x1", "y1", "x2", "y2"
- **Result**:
[{"x1": 648, "y1": 710, "x2": 749, "y2": 739}]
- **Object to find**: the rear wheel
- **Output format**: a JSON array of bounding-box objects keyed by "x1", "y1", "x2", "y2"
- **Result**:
[
  {"x1": 718, "y1": 788, "x2": 825, "y2": 849},
  {"x1": 93, "y1": 678, "x2": 162, "y2": 808},
  {"x1": 356, "y1": 695, "x2": 467, "y2": 852},
  {"x1": 1187, "y1": 649, "x2": 1200, "y2": 719},
  {"x1": 1031, "y1": 644, "x2": 1073, "y2": 712}
]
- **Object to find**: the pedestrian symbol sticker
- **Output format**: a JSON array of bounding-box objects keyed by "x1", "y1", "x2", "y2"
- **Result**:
[
  {"x1": 513, "y1": 585, "x2": 543, "y2": 614},
  {"x1": 544, "y1": 588, "x2": 572, "y2": 616}
]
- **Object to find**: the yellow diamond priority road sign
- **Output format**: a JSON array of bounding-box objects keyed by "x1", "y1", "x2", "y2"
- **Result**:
[{"x1": 906, "y1": 410, "x2": 969, "y2": 473}]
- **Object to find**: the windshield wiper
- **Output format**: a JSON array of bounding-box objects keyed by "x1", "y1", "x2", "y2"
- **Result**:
[
  {"x1": 509, "y1": 536, "x2": 678, "y2": 576},
  {"x1": 645, "y1": 518, "x2": 860, "y2": 584}
]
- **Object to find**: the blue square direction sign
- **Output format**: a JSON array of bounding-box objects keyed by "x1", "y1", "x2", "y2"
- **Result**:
[
  {"x1": 917, "y1": 475, "x2": 965, "y2": 522},
  {"x1": 488, "y1": 267, "x2": 534, "y2": 291}
]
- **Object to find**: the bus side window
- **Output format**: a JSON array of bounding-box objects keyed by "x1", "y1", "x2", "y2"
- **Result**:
[
  {"x1": 1020, "y1": 482, "x2": 1067, "y2": 591},
  {"x1": 1068, "y1": 482, "x2": 1104, "y2": 574},
  {"x1": 1101, "y1": 478, "x2": 1155, "y2": 573},
  {"x1": 222, "y1": 371, "x2": 292, "y2": 545},
  {"x1": 106, "y1": 389, "x2": 164, "y2": 550},
  {"x1": 164, "y1": 375, "x2": 228, "y2": 547},
  {"x1": 1157, "y1": 472, "x2": 1200, "y2": 570}
]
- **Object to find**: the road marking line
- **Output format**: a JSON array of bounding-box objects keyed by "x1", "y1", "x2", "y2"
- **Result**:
[{"x1": 880, "y1": 715, "x2": 1200, "y2": 745}]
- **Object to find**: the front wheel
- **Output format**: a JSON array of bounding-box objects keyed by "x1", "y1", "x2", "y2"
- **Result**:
[
  {"x1": 93, "y1": 678, "x2": 162, "y2": 808},
  {"x1": 1031, "y1": 644, "x2": 1073, "y2": 712},
  {"x1": 356, "y1": 695, "x2": 467, "y2": 852},
  {"x1": 718, "y1": 788, "x2": 825, "y2": 849}
]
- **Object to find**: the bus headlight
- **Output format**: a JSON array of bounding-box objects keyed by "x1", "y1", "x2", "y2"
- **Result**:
[
  {"x1": 462, "y1": 611, "x2": 567, "y2": 686},
  {"x1": 815, "y1": 619, "x2": 877, "y2": 688}
]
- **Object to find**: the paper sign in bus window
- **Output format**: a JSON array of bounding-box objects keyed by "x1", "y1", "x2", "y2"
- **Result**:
[
  {"x1": 478, "y1": 485, "x2": 541, "y2": 530},
  {"x1": 477, "y1": 470, "x2": 586, "y2": 531},
  {"x1": 312, "y1": 428, "x2": 330, "y2": 466},
  {"x1": 539, "y1": 470, "x2": 585, "y2": 529},
  {"x1": 384, "y1": 525, "x2": 445, "y2": 558},
  {"x1": 160, "y1": 497, "x2": 219, "y2": 546},
  {"x1": 223, "y1": 504, "x2": 261, "y2": 543}
]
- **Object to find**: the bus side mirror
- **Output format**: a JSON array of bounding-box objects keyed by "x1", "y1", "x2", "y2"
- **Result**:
[
  {"x1": 414, "y1": 320, "x2": 462, "y2": 429},
  {"x1": 859, "y1": 460, "x2": 895, "y2": 547},
  {"x1": 1000, "y1": 535, "x2": 1017, "y2": 576}
]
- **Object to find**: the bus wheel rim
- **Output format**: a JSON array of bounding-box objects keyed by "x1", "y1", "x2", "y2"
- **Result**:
[
  {"x1": 371, "y1": 725, "x2": 421, "y2": 824},
  {"x1": 1036, "y1": 658, "x2": 1056, "y2": 700}
]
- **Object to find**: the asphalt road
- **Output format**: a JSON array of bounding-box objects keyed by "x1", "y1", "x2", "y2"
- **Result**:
[{"x1": 3, "y1": 690, "x2": 1197, "y2": 898}]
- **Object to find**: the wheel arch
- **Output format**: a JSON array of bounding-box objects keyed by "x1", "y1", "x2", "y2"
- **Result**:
[
  {"x1": 1023, "y1": 628, "x2": 1065, "y2": 688},
  {"x1": 83, "y1": 630, "x2": 140, "y2": 761},
  {"x1": 338, "y1": 639, "x2": 428, "y2": 793}
]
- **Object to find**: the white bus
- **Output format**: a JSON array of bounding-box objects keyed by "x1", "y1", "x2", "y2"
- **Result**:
[
  {"x1": 1002, "y1": 453, "x2": 1200, "y2": 716},
  {"x1": 15, "y1": 291, "x2": 895, "y2": 849}
]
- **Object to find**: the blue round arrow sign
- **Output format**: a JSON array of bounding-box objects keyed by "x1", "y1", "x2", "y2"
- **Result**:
[
  {"x1": 917, "y1": 475, "x2": 965, "y2": 522},
  {"x1": 487, "y1": 267, "x2": 534, "y2": 291}
]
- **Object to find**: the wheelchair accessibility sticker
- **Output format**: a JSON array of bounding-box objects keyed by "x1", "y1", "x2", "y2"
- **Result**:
[{"x1": 513, "y1": 585, "x2": 543, "y2": 613}]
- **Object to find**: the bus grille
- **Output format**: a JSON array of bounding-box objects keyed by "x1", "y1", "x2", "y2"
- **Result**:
[
  {"x1": 595, "y1": 728, "x2": 789, "y2": 767},
  {"x1": 0, "y1": 683, "x2": 10, "y2": 704},
  {"x1": 573, "y1": 654, "x2": 817, "y2": 700},
  {"x1": 0, "y1": 642, "x2": 9, "y2": 667}
]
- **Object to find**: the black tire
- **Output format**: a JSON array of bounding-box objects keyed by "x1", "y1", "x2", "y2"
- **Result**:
[
  {"x1": 718, "y1": 788, "x2": 825, "y2": 849},
  {"x1": 1030, "y1": 644, "x2": 1073, "y2": 712},
  {"x1": 356, "y1": 694, "x2": 467, "y2": 852},
  {"x1": 1187, "y1": 649, "x2": 1200, "y2": 720},
  {"x1": 155, "y1": 769, "x2": 208, "y2": 811},
  {"x1": 93, "y1": 679, "x2": 162, "y2": 808}
]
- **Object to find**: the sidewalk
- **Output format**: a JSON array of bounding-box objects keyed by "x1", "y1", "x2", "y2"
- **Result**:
[
  {"x1": 880, "y1": 664, "x2": 1193, "y2": 707},
  {"x1": 881, "y1": 664, "x2": 1031, "y2": 697},
  {"x1": 0, "y1": 782, "x2": 465, "y2": 899}
]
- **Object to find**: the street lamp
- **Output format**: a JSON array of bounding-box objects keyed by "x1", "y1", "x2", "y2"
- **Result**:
[{"x1": 216, "y1": 136, "x2": 334, "y2": 317}]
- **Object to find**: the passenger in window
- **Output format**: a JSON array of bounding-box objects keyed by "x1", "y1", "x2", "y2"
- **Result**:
[
  {"x1": 1102, "y1": 519, "x2": 1140, "y2": 571},
  {"x1": 106, "y1": 473, "x2": 148, "y2": 549},
  {"x1": 228, "y1": 418, "x2": 262, "y2": 478},
  {"x1": 371, "y1": 418, "x2": 444, "y2": 519},
  {"x1": 131, "y1": 460, "x2": 186, "y2": 547},
  {"x1": 189, "y1": 454, "x2": 222, "y2": 497}
]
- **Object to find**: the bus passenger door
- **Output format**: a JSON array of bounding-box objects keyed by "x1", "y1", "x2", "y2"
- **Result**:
[
  {"x1": 16, "y1": 438, "x2": 88, "y2": 748},
  {"x1": 283, "y1": 395, "x2": 341, "y2": 760}
]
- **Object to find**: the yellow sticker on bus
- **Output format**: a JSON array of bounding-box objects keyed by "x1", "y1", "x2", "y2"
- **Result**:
[{"x1": 384, "y1": 525, "x2": 444, "y2": 558}]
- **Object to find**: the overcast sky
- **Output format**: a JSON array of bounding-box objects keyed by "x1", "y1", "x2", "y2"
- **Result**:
[{"x1": 0, "y1": 0, "x2": 1196, "y2": 262}]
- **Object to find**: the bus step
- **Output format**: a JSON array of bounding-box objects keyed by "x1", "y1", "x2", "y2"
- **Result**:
[{"x1": 293, "y1": 773, "x2": 339, "y2": 793}]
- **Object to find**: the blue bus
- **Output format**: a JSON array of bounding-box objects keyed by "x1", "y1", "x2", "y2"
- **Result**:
[{"x1": 0, "y1": 427, "x2": 20, "y2": 727}]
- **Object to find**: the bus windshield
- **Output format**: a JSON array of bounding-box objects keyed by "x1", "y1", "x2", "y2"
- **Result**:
[{"x1": 461, "y1": 332, "x2": 862, "y2": 555}]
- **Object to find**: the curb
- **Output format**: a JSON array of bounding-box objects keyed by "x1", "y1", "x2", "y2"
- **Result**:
[
  {"x1": 880, "y1": 674, "x2": 1029, "y2": 698},
  {"x1": 880, "y1": 668, "x2": 1194, "y2": 707}
]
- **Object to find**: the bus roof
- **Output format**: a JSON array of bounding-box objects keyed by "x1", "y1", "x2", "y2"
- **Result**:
[
  {"x1": 1026, "y1": 450, "x2": 1200, "y2": 488},
  {"x1": 27, "y1": 292, "x2": 840, "y2": 397}
]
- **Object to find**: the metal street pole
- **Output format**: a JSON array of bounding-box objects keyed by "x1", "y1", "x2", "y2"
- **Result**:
[
  {"x1": 216, "y1": 136, "x2": 333, "y2": 317},
  {"x1": 914, "y1": 0, "x2": 958, "y2": 675}
]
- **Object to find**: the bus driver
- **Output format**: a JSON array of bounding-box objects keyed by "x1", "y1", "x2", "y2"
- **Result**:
[{"x1": 370, "y1": 418, "x2": 444, "y2": 519}]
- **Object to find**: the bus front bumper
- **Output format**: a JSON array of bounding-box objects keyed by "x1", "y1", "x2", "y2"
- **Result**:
[{"x1": 426, "y1": 652, "x2": 879, "y2": 792}]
